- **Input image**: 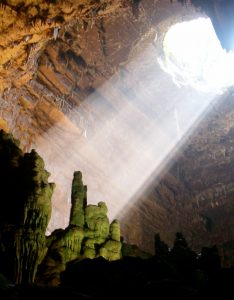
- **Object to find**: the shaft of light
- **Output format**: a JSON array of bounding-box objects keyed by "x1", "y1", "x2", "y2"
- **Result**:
[{"x1": 34, "y1": 23, "x2": 220, "y2": 233}]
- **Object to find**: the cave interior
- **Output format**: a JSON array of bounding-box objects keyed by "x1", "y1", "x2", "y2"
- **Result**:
[{"x1": 0, "y1": 0, "x2": 234, "y2": 298}]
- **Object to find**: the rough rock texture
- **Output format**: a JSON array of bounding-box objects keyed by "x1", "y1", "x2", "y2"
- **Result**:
[
  {"x1": 175, "y1": 95, "x2": 234, "y2": 266},
  {"x1": 0, "y1": 0, "x2": 123, "y2": 92},
  {"x1": 0, "y1": 0, "x2": 174, "y2": 231},
  {"x1": 0, "y1": 130, "x2": 55, "y2": 284},
  {"x1": 121, "y1": 94, "x2": 234, "y2": 266},
  {"x1": 69, "y1": 171, "x2": 87, "y2": 227},
  {"x1": 37, "y1": 171, "x2": 121, "y2": 286},
  {"x1": 0, "y1": 0, "x2": 234, "y2": 269},
  {"x1": 0, "y1": 131, "x2": 121, "y2": 285}
]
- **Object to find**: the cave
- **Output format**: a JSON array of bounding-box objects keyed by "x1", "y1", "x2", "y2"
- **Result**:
[{"x1": 0, "y1": 0, "x2": 234, "y2": 298}]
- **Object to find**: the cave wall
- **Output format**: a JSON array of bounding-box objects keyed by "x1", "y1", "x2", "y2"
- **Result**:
[
  {"x1": 121, "y1": 92, "x2": 234, "y2": 267},
  {"x1": 0, "y1": 0, "x2": 234, "y2": 266}
]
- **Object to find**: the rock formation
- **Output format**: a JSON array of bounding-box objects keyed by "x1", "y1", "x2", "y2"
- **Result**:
[
  {"x1": 0, "y1": 0, "x2": 233, "y2": 270},
  {"x1": 0, "y1": 233, "x2": 232, "y2": 300},
  {"x1": 37, "y1": 171, "x2": 121, "y2": 285},
  {"x1": 0, "y1": 130, "x2": 55, "y2": 284},
  {"x1": 69, "y1": 171, "x2": 87, "y2": 227},
  {"x1": 0, "y1": 130, "x2": 121, "y2": 285},
  {"x1": 0, "y1": 0, "x2": 123, "y2": 93}
]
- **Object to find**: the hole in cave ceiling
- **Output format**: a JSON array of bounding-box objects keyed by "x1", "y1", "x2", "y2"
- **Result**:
[{"x1": 159, "y1": 17, "x2": 234, "y2": 94}]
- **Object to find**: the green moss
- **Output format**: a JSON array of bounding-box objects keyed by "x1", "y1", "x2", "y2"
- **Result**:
[
  {"x1": 51, "y1": 227, "x2": 85, "y2": 260},
  {"x1": 0, "y1": 131, "x2": 54, "y2": 284},
  {"x1": 85, "y1": 202, "x2": 109, "y2": 238},
  {"x1": 0, "y1": 131, "x2": 122, "y2": 286},
  {"x1": 83, "y1": 248, "x2": 96, "y2": 259},
  {"x1": 14, "y1": 150, "x2": 54, "y2": 283},
  {"x1": 99, "y1": 240, "x2": 122, "y2": 261},
  {"x1": 69, "y1": 171, "x2": 87, "y2": 227},
  {"x1": 110, "y1": 219, "x2": 121, "y2": 242}
]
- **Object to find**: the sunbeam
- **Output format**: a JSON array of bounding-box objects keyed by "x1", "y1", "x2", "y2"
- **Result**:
[{"x1": 33, "y1": 19, "x2": 226, "y2": 233}]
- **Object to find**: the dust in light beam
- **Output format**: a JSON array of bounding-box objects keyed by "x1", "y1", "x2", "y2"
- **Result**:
[{"x1": 34, "y1": 18, "x2": 231, "y2": 232}]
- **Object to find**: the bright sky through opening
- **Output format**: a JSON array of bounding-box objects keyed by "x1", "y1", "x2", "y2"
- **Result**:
[{"x1": 161, "y1": 17, "x2": 234, "y2": 93}]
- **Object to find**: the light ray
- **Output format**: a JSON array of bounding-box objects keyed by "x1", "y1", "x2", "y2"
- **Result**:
[{"x1": 33, "y1": 19, "x2": 226, "y2": 233}]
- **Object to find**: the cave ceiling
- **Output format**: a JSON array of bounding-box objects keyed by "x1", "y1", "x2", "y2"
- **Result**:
[{"x1": 0, "y1": 0, "x2": 234, "y2": 265}]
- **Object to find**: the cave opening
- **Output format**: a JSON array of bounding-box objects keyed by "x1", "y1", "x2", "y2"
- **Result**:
[
  {"x1": 0, "y1": 2, "x2": 234, "y2": 294},
  {"x1": 161, "y1": 17, "x2": 234, "y2": 93}
]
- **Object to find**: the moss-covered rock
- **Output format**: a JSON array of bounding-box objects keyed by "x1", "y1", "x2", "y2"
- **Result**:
[
  {"x1": 69, "y1": 171, "x2": 87, "y2": 227},
  {"x1": 99, "y1": 240, "x2": 122, "y2": 261},
  {"x1": 14, "y1": 150, "x2": 55, "y2": 284},
  {"x1": 110, "y1": 219, "x2": 121, "y2": 242},
  {"x1": 0, "y1": 130, "x2": 54, "y2": 284},
  {"x1": 85, "y1": 202, "x2": 109, "y2": 240},
  {"x1": 36, "y1": 226, "x2": 85, "y2": 285},
  {"x1": 0, "y1": 130, "x2": 122, "y2": 285},
  {"x1": 37, "y1": 172, "x2": 122, "y2": 285}
]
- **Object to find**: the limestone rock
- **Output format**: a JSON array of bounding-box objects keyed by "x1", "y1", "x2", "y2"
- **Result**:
[
  {"x1": 69, "y1": 171, "x2": 87, "y2": 227},
  {"x1": 37, "y1": 171, "x2": 122, "y2": 285},
  {"x1": 0, "y1": 130, "x2": 54, "y2": 284},
  {"x1": 0, "y1": 0, "x2": 123, "y2": 92},
  {"x1": 110, "y1": 219, "x2": 121, "y2": 242},
  {"x1": 1, "y1": 0, "x2": 233, "y2": 268},
  {"x1": 0, "y1": 130, "x2": 122, "y2": 285},
  {"x1": 100, "y1": 240, "x2": 122, "y2": 261},
  {"x1": 85, "y1": 202, "x2": 109, "y2": 238},
  {"x1": 36, "y1": 226, "x2": 85, "y2": 286}
]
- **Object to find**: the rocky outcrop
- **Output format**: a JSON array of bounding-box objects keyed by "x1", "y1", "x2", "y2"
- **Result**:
[
  {"x1": 0, "y1": 0, "x2": 123, "y2": 93},
  {"x1": 120, "y1": 110, "x2": 234, "y2": 264},
  {"x1": 0, "y1": 130, "x2": 121, "y2": 285},
  {"x1": 37, "y1": 171, "x2": 121, "y2": 285},
  {"x1": 0, "y1": 0, "x2": 233, "y2": 270},
  {"x1": 0, "y1": 130, "x2": 55, "y2": 284}
]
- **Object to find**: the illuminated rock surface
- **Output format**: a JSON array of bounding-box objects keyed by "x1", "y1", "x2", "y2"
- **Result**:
[
  {"x1": 38, "y1": 171, "x2": 121, "y2": 285},
  {"x1": 0, "y1": 0, "x2": 234, "y2": 269},
  {"x1": 0, "y1": 130, "x2": 54, "y2": 284},
  {"x1": 0, "y1": 130, "x2": 121, "y2": 285}
]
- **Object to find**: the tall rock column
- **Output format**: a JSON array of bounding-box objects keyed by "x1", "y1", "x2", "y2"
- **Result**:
[
  {"x1": 0, "y1": 130, "x2": 55, "y2": 284},
  {"x1": 37, "y1": 171, "x2": 122, "y2": 285},
  {"x1": 36, "y1": 171, "x2": 88, "y2": 285},
  {"x1": 14, "y1": 150, "x2": 55, "y2": 284},
  {"x1": 69, "y1": 171, "x2": 87, "y2": 227}
]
